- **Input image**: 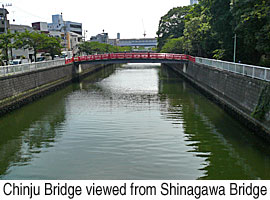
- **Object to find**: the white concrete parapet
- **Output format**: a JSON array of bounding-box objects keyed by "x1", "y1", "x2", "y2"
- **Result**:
[{"x1": 0, "y1": 59, "x2": 66, "y2": 77}]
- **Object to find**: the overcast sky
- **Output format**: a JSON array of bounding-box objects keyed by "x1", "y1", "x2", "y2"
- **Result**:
[{"x1": 2, "y1": 0, "x2": 190, "y2": 39}]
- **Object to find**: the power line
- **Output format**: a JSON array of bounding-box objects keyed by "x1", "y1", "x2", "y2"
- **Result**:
[{"x1": 12, "y1": 5, "x2": 50, "y2": 22}]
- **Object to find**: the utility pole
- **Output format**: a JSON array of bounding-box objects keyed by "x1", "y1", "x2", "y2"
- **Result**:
[
  {"x1": 61, "y1": 12, "x2": 68, "y2": 51},
  {"x1": 84, "y1": 30, "x2": 88, "y2": 41},
  {"x1": 2, "y1": 3, "x2": 12, "y2": 34},
  {"x1": 142, "y1": 19, "x2": 146, "y2": 38},
  {"x1": 2, "y1": 4, "x2": 6, "y2": 34},
  {"x1": 2, "y1": 3, "x2": 12, "y2": 64},
  {"x1": 230, "y1": 0, "x2": 237, "y2": 63},
  {"x1": 233, "y1": 33, "x2": 237, "y2": 63}
]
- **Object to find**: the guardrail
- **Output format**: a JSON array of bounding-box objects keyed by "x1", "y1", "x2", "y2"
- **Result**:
[
  {"x1": 0, "y1": 59, "x2": 65, "y2": 77},
  {"x1": 196, "y1": 57, "x2": 270, "y2": 82},
  {"x1": 65, "y1": 53, "x2": 195, "y2": 64}
]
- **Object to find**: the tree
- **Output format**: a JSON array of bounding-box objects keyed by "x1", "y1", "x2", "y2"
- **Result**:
[
  {"x1": 183, "y1": 14, "x2": 216, "y2": 57},
  {"x1": 43, "y1": 36, "x2": 62, "y2": 60},
  {"x1": 160, "y1": 37, "x2": 185, "y2": 54},
  {"x1": 156, "y1": 6, "x2": 191, "y2": 52},
  {"x1": 232, "y1": 0, "x2": 270, "y2": 65},
  {"x1": 206, "y1": 0, "x2": 234, "y2": 60},
  {"x1": 0, "y1": 30, "x2": 16, "y2": 64},
  {"x1": 78, "y1": 41, "x2": 131, "y2": 55},
  {"x1": 157, "y1": 0, "x2": 270, "y2": 65},
  {"x1": 15, "y1": 30, "x2": 47, "y2": 62}
]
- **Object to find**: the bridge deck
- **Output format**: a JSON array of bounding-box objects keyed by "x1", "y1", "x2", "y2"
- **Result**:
[{"x1": 65, "y1": 53, "x2": 195, "y2": 65}]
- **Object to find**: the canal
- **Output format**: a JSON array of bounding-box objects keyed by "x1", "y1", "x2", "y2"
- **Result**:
[{"x1": 1, "y1": 63, "x2": 270, "y2": 180}]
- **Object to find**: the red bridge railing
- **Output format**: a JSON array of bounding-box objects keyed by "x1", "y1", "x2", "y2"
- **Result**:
[{"x1": 65, "y1": 53, "x2": 195, "y2": 64}]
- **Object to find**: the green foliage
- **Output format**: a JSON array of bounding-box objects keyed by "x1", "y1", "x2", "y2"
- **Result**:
[
  {"x1": 160, "y1": 37, "x2": 185, "y2": 53},
  {"x1": 43, "y1": 36, "x2": 62, "y2": 60},
  {"x1": 14, "y1": 30, "x2": 62, "y2": 61},
  {"x1": 183, "y1": 14, "x2": 213, "y2": 57},
  {"x1": 157, "y1": 0, "x2": 270, "y2": 65},
  {"x1": 232, "y1": 0, "x2": 270, "y2": 64},
  {"x1": 0, "y1": 30, "x2": 16, "y2": 62},
  {"x1": 156, "y1": 6, "x2": 191, "y2": 52},
  {"x1": 0, "y1": 30, "x2": 62, "y2": 62},
  {"x1": 15, "y1": 30, "x2": 47, "y2": 61},
  {"x1": 213, "y1": 49, "x2": 225, "y2": 60},
  {"x1": 252, "y1": 85, "x2": 270, "y2": 121},
  {"x1": 209, "y1": 0, "x2": 233, "y2": 60},
  {"x1": 78, "y1": 41, "x2": 131, "y2": 55}
]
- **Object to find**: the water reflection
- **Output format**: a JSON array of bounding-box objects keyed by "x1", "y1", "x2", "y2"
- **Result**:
[
  {"x1": 0, "y1": 86, "x2": 69, "y2": 178},
  {"x1": 0, "y1": 65, "x2": 117, "y2": 179},
  {"x1": 1, "y1": 64, "x2": 270, "y2": 179},
  {"x1": 159, "y1": 66, "x2": 270, "y2": 179}
]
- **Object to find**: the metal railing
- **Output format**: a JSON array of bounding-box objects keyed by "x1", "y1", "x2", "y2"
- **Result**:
[
  {"x1": 0, "y1": 59, "x2": 65, "y2": 77},
  {"x1": 196, "y1": 57, "x2": 270, "y2": 82}
]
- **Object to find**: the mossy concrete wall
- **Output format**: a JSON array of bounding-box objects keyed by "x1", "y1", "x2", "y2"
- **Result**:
[
  {"x1": 0, "y1": 63, "x2": 106, "y2": 116},
  {"x1": 164, "y1": 62, "x2": 270, "y2": 140}
]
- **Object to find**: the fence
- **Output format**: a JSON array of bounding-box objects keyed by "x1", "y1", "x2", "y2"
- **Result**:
[
  {"x1": 0, "y1": 59, "x2": 65, "y2": 77},
  {"x1": 195, "y1": 57, "x2": 270, "y2": 82}
]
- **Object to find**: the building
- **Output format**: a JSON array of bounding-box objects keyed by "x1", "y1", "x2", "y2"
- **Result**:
[
  {"x1": 47, "y1": 14, "x2": 83, "y2": 52},
  {"x1": 90, "y1": 31, "x2": 157, "y2": 51},
  {"x1": 9, "y1": 24, "x2": 34, "y2": 60},
  {"x1": 108, "y1": 39, "x2": 117, "y2": 46},
  {"x1": 10, "y1": 24, "x2": 33, "y2": 33},
  {"x1": 48, "y1": 14, "x2": 82, "y2": 35},
  {"x1": 190, "y1": 0, "x2": 199, "y2": 5},
  {"x1": 90, "y1": 32, "x2": 109, "y2": 44},
  {"x1": 117, "y1": 38, "x2": 157, "y2": 50},
  {"x1": 67, "y1": 32, "x2": 83, "y2": 54},
  {"x1": 65, "y1": 21, "x2": 82, "y2": 35},
  {"x1": 49, "y1": 30, "x2": 82, "y2": 53},
  {"x1": 0, "y1": 8, "x2": 10, "y2": 33},
  {"x1": 32, "y1": 22, "x2": 49, "y2": 33}
]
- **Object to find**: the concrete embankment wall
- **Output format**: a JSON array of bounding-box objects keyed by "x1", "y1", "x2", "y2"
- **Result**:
[
  {"x1": 0, "y1": 63, "x2": 106, "y2": 116},
  {"x1": 164, "y1": 62, "x2": 270, "y2": 139}
]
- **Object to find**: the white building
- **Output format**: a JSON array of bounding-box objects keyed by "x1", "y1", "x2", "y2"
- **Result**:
[
  {"x1": 49, "y1": 30, "x2": 82, "y2": 53},
  {"x1": 48, "y1": 14, "x2": 82, "y2": 35},
  {"x1": 190, "y1": 0, "x2": 199, "y2": 5},
  {"x1": 90, "y1": 32, "x2": 109, "y2": 44},
  {"x1": 118, "y1": 38, "x2": 157, "y2": 49},
  {"x1": 32, "y1": 22, "x2": 49, "y2": 32},
  {"x1": 67, "y1": 32, "x2": 83, "y2": 54}
]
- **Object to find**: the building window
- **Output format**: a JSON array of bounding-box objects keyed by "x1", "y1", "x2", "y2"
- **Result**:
[{"x1": 70, "y1": 24, "x2": 82, "y2": 29}]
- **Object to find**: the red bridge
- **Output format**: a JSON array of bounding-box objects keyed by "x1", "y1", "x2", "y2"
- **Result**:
[{"x1": 65, "y1": 53, "x2": 195, "y2": 65}]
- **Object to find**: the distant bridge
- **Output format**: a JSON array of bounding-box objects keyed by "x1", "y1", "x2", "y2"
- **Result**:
[
  {"x1": 1, "y1": 53, "x2": 268, "y2": 82},
  {"x1": 65, "y1": 53, "x2": 196, "y2": 65}
]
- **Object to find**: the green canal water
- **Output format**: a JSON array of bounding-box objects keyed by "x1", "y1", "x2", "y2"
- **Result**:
[{"x1": 1, "y1": 64, "x2": 270, "y2": 180}]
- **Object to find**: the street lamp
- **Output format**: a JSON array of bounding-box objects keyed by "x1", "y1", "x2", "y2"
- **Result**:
[
  {"x1": 84, "y1": 30, "x2": 88, "y2": 41},
  {"x1": 230, "y1": 0, "x2": 237, "y2": 63}
]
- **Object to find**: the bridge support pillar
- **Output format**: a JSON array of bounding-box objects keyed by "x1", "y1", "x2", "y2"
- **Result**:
[
  {"x1": 183, "y1": 63, "x2": 187, "y2": 73},
  {"x1": 75, "y1": 64, "x2": 82, "y2": 74},
  {"x1": 72, "y1": 63, "x2": 82, "y2": 81}
]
